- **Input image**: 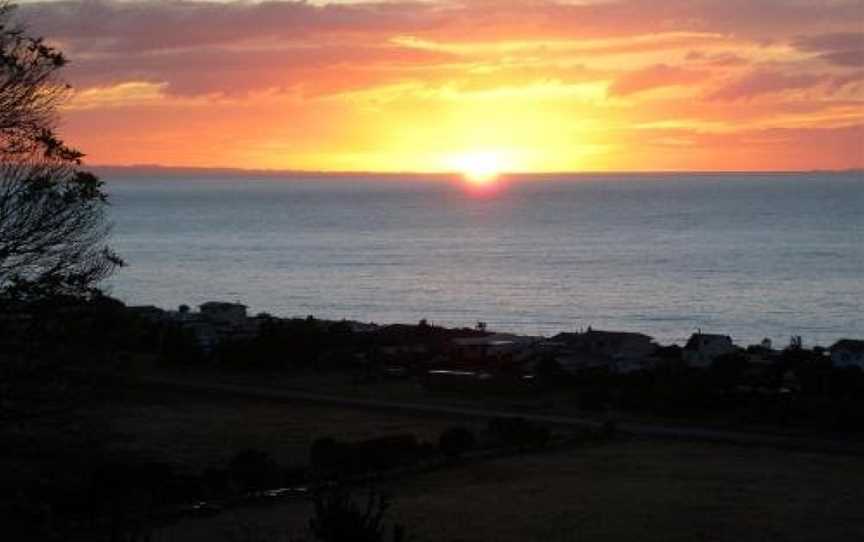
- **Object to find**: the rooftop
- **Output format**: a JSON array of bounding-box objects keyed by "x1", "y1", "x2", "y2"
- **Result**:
[{"x1": 831, "y1": 339, "x2": 864, "y2": 353}]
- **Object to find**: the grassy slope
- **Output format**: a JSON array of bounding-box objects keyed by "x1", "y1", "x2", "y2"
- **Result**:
[
  {"x1": 40, "y1": 385, "x2": 862, "y2": 542},
  {"x1": 168, "y1": 436, "x2": 863, "y2": 541},
  {"x1": 391, "y1": 440, "x2": 862, "y2": 542},
  {"x1": 100, "y1": 388, "x2": 485, "y2": 468}
]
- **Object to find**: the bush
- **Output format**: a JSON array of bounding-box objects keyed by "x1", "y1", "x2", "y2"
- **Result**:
[
  {"x1": 438, "y1": 426, "x2": 476, "y2": 458},
  {"x1": 309, "y1": 489, "x2": 406, "y2": 542}
]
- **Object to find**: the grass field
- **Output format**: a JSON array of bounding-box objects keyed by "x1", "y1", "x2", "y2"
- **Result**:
[
  {"x1": 98, "y1": 388, "x2": 486, "y2": 468},
  {"x1": 170, "y1": 438, "x2": 863, "y2": 542},
  {"x1": 30, "y1": 385, "x2": 862, "y2": 541},
  {"x1": 148, "y1": 367, "x2": 863, "y2": 440},
  {"x1": 389, "y1": 440, "x2": 863, "y2": 542}
]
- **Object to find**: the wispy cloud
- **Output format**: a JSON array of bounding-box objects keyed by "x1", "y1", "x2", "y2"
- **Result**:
[
  {"x1": 609, "y1": 64, "x2": 707, "y2": 96},
  {"x1": 793, "y1": 32, "x2": 864, "y2": 67},
  {"x1": 710, "y1": 68, "x2": 864, "y2": 101}
]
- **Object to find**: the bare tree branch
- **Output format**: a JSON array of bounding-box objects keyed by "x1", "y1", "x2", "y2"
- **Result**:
[{"x1": 0, "y1": 2, "x2": 121, "y2": 301}]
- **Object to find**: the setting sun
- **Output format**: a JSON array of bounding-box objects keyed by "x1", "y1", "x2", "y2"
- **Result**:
[{"x1": 449, "y1": 151, "x2": 505, "y2": 186}]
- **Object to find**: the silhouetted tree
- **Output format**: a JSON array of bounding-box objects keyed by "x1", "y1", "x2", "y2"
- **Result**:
[{"x1": 0, "y1": 2, "x2": 120, "y2": 301}]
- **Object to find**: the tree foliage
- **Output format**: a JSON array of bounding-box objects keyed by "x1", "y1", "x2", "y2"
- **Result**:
[{"x1": 0, "y1": 2, "x2": 120, "y2": 301}]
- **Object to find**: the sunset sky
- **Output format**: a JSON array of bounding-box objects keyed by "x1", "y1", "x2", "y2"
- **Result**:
[{"x1": 17, "y1": 0, "x2": 864, "y2": 172}]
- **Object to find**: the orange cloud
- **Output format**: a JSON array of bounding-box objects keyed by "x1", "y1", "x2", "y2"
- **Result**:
[{"x1": 608, "y1": 64, "x2": 708, "y2": 96}]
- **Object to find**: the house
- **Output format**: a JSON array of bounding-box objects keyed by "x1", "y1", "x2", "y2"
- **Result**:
[
  {"x1": 127, "y1": 305, "x2": 168, "y2": 323},
  {"x1": 452, "y1": 334, "x2": 516, "y2": 359},
  {"x1": 549, "y1": 328, "x2": 657, "y2": 373},
  {"x1": 372, "y1": 323, "x2": 495, "y2": 366},
  {"x1": 200, "y1": 302, "x2": 248, "y2": 325},
  {"x1": 155, "y1": 301, "x2": 255, "y2": 354},
  {"x1": 578, "y1": 329, "x2": 655, "y2": 359},
  {"x1": 683, "y1": 332, "x2": 737, "y2": 367},
  {"x1": 346, "y1": 321, "x2": 380, "y2": 333},
  {"x1": 449, "y1": 333, "x2": 538, "y2": 368},
  {"x1": 745, "y1": 338, "x2": 778, "y2": 366},
  {"x1": 830, "y1": 339, "x2": 864, "y2": 369},
  {"x1": 552, "y1": 352, "x2": 611, "y2": 373}
]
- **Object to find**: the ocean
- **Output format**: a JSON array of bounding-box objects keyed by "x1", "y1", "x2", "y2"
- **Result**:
[{"x1": 103, "y1": 172, "x2": 863, "y2": 347}]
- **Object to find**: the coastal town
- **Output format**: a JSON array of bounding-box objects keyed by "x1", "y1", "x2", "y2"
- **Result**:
[
  {"x1": 120, "y1": 299, "x2": 864, "y2": 384},
  {"x1": 6, "y1": 295, "x2": 861, "y2": 404}
]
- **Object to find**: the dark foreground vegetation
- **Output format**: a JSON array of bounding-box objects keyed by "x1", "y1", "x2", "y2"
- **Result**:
[
  {"x1": 3, "y1": 362, "x2": 603, "y2": 540},
  {"x1": 2, "y1": 293, "x2": 863, "y2": 539}
]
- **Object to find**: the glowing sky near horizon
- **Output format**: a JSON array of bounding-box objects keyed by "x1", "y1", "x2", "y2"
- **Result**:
[{"x1": 16, "y1": 0, "x2": 864, "y2": 172}]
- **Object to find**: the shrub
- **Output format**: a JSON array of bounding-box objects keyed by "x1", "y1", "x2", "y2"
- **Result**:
[{"x1": 309, "y1": 489, "x2": 406, "y2": 542}]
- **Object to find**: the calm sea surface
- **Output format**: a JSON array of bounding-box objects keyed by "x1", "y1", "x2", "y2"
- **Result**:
[{"x1": 104, "y1": 173, "x2": 863, "y2": 346}]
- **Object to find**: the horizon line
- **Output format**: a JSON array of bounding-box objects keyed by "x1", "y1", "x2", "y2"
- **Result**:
[{"x1": 90, "y1": 164, "x2": 864, "y2": 177}]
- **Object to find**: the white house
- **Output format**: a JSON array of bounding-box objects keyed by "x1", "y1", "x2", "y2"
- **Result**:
[{"x1": 683, "y1": 332, "x2": 737, "y2": 367}]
